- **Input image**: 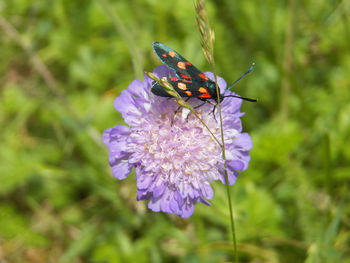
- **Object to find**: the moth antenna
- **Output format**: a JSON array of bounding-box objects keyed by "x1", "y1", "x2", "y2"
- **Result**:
[
  {"x1": 223, "y1": 95, "x2": 257, "y2": 102},
  {"x1": 226, "y1": 63, "x2": 255, "y2": 91}
]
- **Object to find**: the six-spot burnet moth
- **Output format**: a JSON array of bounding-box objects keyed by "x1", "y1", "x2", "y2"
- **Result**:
[{"x1": 151, "y1": 42, "x2": 257, "y2": 109}]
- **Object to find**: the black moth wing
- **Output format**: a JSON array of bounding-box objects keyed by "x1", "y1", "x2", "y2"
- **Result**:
[
  {"x1": 151, "y1": 81, "x2": 172, "y2": 97},
  {"x1": 152, "y1": 42, "x2": 209, "y2": 82},
  {"x1": 151, "y1": 78, "x2": 214, "y2": 99}
]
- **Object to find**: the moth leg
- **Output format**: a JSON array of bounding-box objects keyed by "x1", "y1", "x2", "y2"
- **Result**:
[
  {"x1": 195, "y1": 99, "x2": 218, "y2": 122},
  {"x1": 211, "y1": 104, "x2": 218, "y2": 122},
  {"x1": 193, "y1": 101, "x2": 206, "y2": 109}
]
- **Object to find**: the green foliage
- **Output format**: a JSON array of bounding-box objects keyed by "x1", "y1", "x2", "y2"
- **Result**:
[{"x1": 0, "y1": 0, "x2": 349, "y2": 262}]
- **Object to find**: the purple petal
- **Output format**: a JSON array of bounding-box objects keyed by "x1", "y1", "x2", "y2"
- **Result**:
[
  {"x1": 153, "y1": 65, "x2": 171, "y2": 78},
  {"x1": 200, "y1": 182, "x2": 214, "y2": 200},
  {"x1": 127, "y1": 79, "x2": 149, "y2": 99},
  {"x1": 219, "y1": 169, "x2": 238, "y2": 185},
  {"x1": 114, "y1": 89, "x2": 133, "y2": 115},
  {"x1": 221, "y1": 94, "x2": 243, "y2": 114},
  {"x1": 160, "y1": 192, "x2": 171, "y2": 212},
  {"x1": 111, "y1": 160, "x2": 132, "y2": 180},
  {"x1": 137, "y1": 174, "x2": 154, "y2": 189},
  {"x1": 102, "y1": 125, "x2": 130, "y2": 145},
  {"x1": 180, "y1": 199, "x2": 195, "y2": 218},
  {"x1": 174, "y1": 190, "x2": 184, "y2": 208},
  {"x1": 198, "y1": 197, "x2": 211, "y2": 206},
  {"x1": 137, "y1": 189, "x2": 152, "y2": 201},
  {"x1": 233, "y1": 133, "x2": 253, "y2": 150},
  {"x1": 169, "y1": 197, "x2": 181, "y2": 214},
  {"x1": 103, "y1": 125, "x2": 132, "y2": 166},
  {"x1": 227, "y1": 160, "x2": 245, "y2": 171},
  {"x1": 152, "y1": 183, "x2": 166, "y2": 199},
  {"x1": 148, "y1": 197, "x2": 161, "y2": 212}
]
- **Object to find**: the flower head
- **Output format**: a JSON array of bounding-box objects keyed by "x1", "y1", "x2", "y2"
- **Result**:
[{"x1": 103, "y1": 65, "x2": 252, "y2": 218}]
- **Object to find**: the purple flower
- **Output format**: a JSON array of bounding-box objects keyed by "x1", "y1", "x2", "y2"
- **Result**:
[{"x1": 103, "y1": 65, "x2": 252, "y2": 218}]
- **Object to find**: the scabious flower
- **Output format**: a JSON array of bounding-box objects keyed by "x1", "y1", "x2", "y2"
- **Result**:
[{"x1": 103, "y1": 65, "x2": 252, "y2": 218}]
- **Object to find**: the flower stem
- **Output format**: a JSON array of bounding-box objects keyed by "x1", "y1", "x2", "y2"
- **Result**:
[
  {"x1": 195, "y1": 0, "x2": 238, "y2": 260},
  {"x1": 212, "y1": 64, "x2": 238, "y2": 263}
]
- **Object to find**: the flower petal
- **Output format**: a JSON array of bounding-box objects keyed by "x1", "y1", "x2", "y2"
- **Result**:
[
  {"x1": 219, "y1": 168, "x2": 238, "y2": 185},
  {"x1": 153, "y1": 65, "x2": 171, "y2": 78},
  {"x1": 180, "y1": 199, "x2": 195, "y2": 218},
  {"x1": 152, "y1": 183, "x2": 166, "y2": 199},
  {"x1": 200, "y1": 181, "x2": 214, "y2": 200},
  {"x1": 111, "y1": 159, "x2": 132, "y2": 180},
  {"x1": 227, "y1": 159, "x2": 245, "y2": 171},
  {"x1": 233, "y1": 133, "x2": 253, "y2": 150},
  {"x1": 102, "y1": 125, "x2": 130, "y2": 145}
]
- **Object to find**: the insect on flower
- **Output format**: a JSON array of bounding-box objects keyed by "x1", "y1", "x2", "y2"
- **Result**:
[
  {"x1": 102, "y1": 42, "x2": 255, "y2": 218},
  {"x1": 151, "y1": 42, "x2": 257, "y2": 112},
  {"x1": 103, "y1": 64, "x2": 253, "y2": 218}
]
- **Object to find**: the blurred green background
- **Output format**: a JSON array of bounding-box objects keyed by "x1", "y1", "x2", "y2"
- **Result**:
[{"x1": 0, "y1": 0, "x2": 349, "y2": 262}]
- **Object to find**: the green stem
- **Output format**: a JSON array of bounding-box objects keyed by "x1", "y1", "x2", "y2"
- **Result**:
[{"x1": 212, "y1": 63, "x2": 238, "y2": 262}]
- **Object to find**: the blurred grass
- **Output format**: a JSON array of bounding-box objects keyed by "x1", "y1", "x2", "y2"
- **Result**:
[{"x1": 0, "y1": 0, "x2": 349, "y2": 262}]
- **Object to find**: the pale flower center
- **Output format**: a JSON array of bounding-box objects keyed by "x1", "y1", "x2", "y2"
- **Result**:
[{"x1": 134, "y1": 106, "x2": 223, "y2": 185}]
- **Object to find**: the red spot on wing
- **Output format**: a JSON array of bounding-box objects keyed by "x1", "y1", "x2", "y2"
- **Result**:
[
  {"x1": 171, "y1": 77, "x2": 178, "y2": 81},
  {"x1": 198, "y1": 87, "x2": 208, "y2": 94},
  {"x1": 198, "y1": 73, "x2": 208, "y2": 81},
  {"x1": 185, "y1": 62, "x2": 191, "y2": 66},
  {"x1": 180, "y1": 74, "x2": 191, "y2": 79},
  {"x1": 169, "y1": 51, "x2": 176, "y2": 57},
  {"x1": 162, "y1": 53, "x2": 167, "y2": 57},
  {"x1": 177, "y1": 61, "x2": 186, "y2": 70},
  {"x1": 198, "y1": 93, "x2": 211, "y2": 99},
  {"x1": 182, "y1": 79, "x2": 191, "y2": 83},
  {"x1": 185, "y1": 91, "x2": 192, "y2": 96},
  {"x1": 177, "y1": 82, "x2": 187, "y2": 90}
]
